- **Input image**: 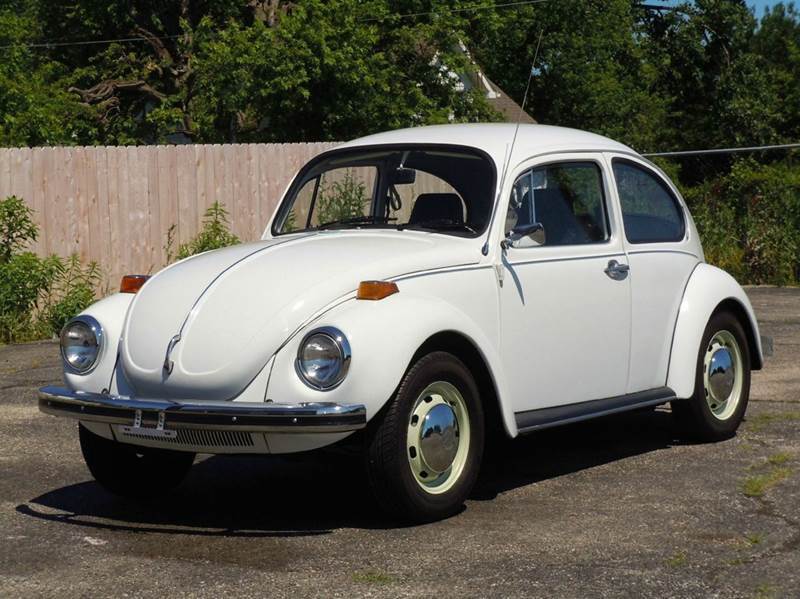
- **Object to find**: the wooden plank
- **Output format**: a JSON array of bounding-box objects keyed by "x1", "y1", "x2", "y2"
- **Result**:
[
  {"x1": 156, "y1": 146, "x2": 172, "y2": 264},
  {"x1": 176, "y1": 145, "x2": 192, "y2": 247},
  {"x1": 18, "y1": 149, "x2": 37, "y2": 253},
  {"x1": 94, "y1": 147, "x2": 112, "y2": 291},
  {"x1": 246, "y1": 143, "x2": 260, "y2": 239},
  {"x1": 230, "y1": 144, "x2": 245, "y2": 239},
  {"x1": 83, "y1": 147, "x2": 102, "y2": 262},
  {"x1": 195, "y1": 143, "x2": 209, "y2": 231},
  {"x1": 55, "y1": 147, "x2": 71, "y2": 258},
  {"x1": 74, "y1": 146, "x2": 90, "y2": 259},
  {"x1": 145, "y1": 146, "x2": 161, "y2": 273},
  {"x1": 32, "y1": 148, "x2": 47, "y2": 255},
  {"x1": 0, "y1": 148, "x2": 11, "y2": 197},
  {"x1": 106, "y1": 147, "x2": 122, "y2": 284},
  {"x1": 129, "y1": 146, "x2": 148, "y2": 274},
  {"x1": 163, "y1": 146, "x2": 179, "y2": 258}
]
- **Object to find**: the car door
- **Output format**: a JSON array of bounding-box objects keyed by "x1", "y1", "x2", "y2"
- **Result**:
[
  {"x1": 498, "y1": 155, "x2": 631, "y2": 420},
  {"x1": 605, "y1": 154, "x2": 702, "y2": 394}
]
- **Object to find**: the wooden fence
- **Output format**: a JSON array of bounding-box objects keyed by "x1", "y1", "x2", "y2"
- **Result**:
[{"x1": 0, "y1": 143, "x2": 339, "y2": 288}]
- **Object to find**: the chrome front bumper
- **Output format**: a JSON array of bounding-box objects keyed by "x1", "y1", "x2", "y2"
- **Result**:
[{"x1": 38, "y1": 386, "x2": 367, "y2": 434}]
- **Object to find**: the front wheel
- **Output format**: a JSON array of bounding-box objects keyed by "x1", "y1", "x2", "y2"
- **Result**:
[
  {"x1": 672, "y1": 311, "x2": 751, "y2": 441},
  {"x1": 79, "y1": 424, "x2": 195, "y2": 499},
  {"x1": 365, "y1": 352, "x2": 484, "y2": 523}
]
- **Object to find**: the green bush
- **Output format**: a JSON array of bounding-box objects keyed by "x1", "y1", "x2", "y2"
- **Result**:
[
  {"x1": 316, "y1": 172, "x2": 370, "y2": 225},
  {"x1": 167, "y1": 201, "x2": 240, "y2": 261},
  {"x1": 0, "y1": 195, "x2": 99, "y2": 343},
  {"x1": 682, "y1": 159, "x2": 800, "y2": 285}
]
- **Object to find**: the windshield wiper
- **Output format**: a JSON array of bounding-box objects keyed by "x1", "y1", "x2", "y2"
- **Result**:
[
  {"x1": 316, "y1": 215, "x2": 397, "y2": 230},
  {"x1": 399, "y1": 219, "x2": 477, "y2": 235}
]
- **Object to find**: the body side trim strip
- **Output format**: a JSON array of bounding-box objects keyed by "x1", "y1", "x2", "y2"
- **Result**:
[{"x1": 514, "y1": 387, "x2": 675, "y2": 434}]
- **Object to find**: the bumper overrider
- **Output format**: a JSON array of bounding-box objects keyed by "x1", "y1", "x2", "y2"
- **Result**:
[{"x1": 38, "y1": 386, "x2": 367, "y2": 434}]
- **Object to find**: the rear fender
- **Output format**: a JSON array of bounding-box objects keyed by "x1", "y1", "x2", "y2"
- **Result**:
[{"x1": 667, "y1": 264, "x2": 763, "y2": 399}]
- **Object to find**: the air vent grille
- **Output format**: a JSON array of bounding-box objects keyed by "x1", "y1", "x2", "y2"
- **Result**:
[{"x1": 120, "y1": 428, "x2": 254, "y2": 448}]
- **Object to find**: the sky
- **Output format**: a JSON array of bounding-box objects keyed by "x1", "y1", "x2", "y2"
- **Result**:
[
  {"x1": 748, "y1": 0, "x2": 784, "y2": 16},
  {"x1": 660, "y1": 1, "x2": 787, "y2": 17}
]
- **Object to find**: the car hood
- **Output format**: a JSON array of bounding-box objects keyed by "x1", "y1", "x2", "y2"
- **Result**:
[{"x1": 120, "y1": 231, "x2": 474, "y2": 400}]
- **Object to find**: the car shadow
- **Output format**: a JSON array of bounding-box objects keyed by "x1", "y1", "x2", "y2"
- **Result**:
[{"x1": 17, "y1": 407, "x2": 684, "y2": 536}]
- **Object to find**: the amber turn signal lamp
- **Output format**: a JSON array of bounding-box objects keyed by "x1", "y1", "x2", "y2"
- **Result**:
[
  {"x1": 120, "y1": 274, "x2": 150, "y2": 294},
  {"x1": 357, "y1": 280, "x2": 399, "y2": 301}
]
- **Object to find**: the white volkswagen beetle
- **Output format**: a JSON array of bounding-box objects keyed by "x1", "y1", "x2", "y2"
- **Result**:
[{"x1": 40, "y1": 124, "x2": 764, "y2": 522}]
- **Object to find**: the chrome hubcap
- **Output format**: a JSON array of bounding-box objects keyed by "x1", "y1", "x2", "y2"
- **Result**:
[
  {"x1": 703, "y1": 330, "x2": 743, "y2": 420},
  {"x1": 708, "y1": 347, "x2": 735, "y2": 401},
  {"x1": 419, "y1": 403, "x2": 459, "y2": 473},
  {"x1": 407, "y1": 381, "x2": 470, "y2": 495}
]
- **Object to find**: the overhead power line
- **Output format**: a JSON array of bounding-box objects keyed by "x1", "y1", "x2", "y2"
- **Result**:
[
  {"x1": 0, "y1": 34, "x2": 185, "y2": 50},
  {"x1": 361, "y1": 0, "x2": 552, "y2": 22},
  {"x1": 643, "y1": 143, "x2": 800, "y2": 157},
  {"x1": 0, "y1": 0, "x2": 555, "y2": 51}
]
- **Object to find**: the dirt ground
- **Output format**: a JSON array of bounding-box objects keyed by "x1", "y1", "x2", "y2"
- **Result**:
[{"x1": 0, "y1": 287, "x2": 798, "y2": 598}]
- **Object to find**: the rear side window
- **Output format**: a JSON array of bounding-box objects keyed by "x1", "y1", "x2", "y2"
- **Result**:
[{"x1": 612, "y1": 159, "x2": 685, "y2": 244}]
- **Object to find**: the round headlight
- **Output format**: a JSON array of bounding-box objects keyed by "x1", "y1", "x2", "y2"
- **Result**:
[
  {"x1": 60, "y1": 316, "x2": 103, "y2": 374},
  {"x1": 295, "y1": 327, "x2": 351, "y2": 390}
]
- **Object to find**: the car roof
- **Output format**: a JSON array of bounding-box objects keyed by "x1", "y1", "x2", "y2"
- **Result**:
[{"x1": 337, "y1": 123, "x2": 637, "y2": 167}]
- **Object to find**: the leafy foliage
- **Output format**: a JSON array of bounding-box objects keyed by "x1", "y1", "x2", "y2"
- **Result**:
[
  {"x1": 683, "y1": 160, "x2": 800, "y2": 285},
  {"x1": 0, "y1": 195, "x2": 100, "y2": 342},
  {"x1": 0, "y1": 195, "x2": 39, "y2": 261},
  {"x1": 173, "y1": 202, "x2": 240, "y2": 260},
  {"x1": 1, "y1": 1, "x2": 799, "y2": 283},
  {"x1": 316, "y1": 172, "x2": 370, "y2": 225}
]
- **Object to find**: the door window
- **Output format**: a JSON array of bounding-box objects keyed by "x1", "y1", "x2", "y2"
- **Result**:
[
  {"x1": 506, "y1": 162, "x2": 608, "y2": 246},
  {"x1": 612, "y1": 159, "x2": 685, "y2": 244}
]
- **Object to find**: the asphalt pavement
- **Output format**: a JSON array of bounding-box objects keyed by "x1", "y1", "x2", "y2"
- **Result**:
[{"x1": 1, "y1": 287, "x2": 798, "y2": 598}]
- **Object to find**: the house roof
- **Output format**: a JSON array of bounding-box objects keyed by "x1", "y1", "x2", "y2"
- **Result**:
[{"x1": 482, "y1": 75, "x2": 537, "y2": 124}]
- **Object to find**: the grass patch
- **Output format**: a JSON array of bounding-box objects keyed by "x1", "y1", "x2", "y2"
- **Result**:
[
  {"x1": 742, "y1": 467, "x2": 792, "y2": 497},
  {"x1": 747, "y1": 412, "x2": 800, "y2": 433},
  {"x1": 666, "y1": 550, "x2": 687, "y2": 568},
  {"x1": 754, "y1": 583, "x2": 777, "y2": 599},
  {"x1": 745, "y1": 533, "x2": 764, "y2": 546},
  {"x1": 352, "y1": 570, "x2": 396, "y2": 585},
  {"x1": 767, "y1": 452, "x2": 792, "y2": 466}
]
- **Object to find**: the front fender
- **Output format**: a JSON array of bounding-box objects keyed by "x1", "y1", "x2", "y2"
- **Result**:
[
  {"x1": 265, "y1": 292, "x2": 515, "y2": 436},
  {"x1": 64, "y1": 293, "x2": 134, "y2": 393},
  {"x1": 667, "y1": 264, "x2": 763, "y2": 399}
]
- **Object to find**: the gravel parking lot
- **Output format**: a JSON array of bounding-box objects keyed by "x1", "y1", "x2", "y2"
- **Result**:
[{"x1": 1, "y1": 287, "x2": 798, "y2": 598}]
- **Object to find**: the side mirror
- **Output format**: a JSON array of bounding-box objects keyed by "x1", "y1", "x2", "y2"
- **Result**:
[{"x1": 502, "y1": 222, "x2": 545, "y2": 249}]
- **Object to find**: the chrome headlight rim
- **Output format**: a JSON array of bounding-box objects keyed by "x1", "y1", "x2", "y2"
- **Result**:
[
  {"x1": 60, "y1": 315, "x2": 104, "y2": 375},
  {"x1": 295, "y1": 326, "x2": 351, "y2": 391}
]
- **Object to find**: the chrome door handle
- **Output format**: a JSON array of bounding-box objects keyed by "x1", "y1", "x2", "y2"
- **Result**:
[{"x1": 604, "y1": 259, "x2": 630, "y2": 280}]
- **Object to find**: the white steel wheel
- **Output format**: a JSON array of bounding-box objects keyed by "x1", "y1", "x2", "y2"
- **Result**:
[
  {"x1": 703, "y1": 330, "x2": 744, "y2": 421},
  {"x1": 364, "y1": 351, "x2": 484, "y2": 523},
  {"x1": 406, "y1": 381, "x2": 471, "y2": 495},
  {"x1": 672, "y1": 310, "x2": 751, "y2": 442}
]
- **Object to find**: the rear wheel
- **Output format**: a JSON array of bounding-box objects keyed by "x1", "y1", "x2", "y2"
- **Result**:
[
  {"x1": 365, "y1": 352, "x2": 484, "y2": 523},
  {"x1": 672, "y1": 311, "x2": 751, "y2": 441},
  {"x1": 79, "y1": 423, "x2": 195, "y2": 499}
]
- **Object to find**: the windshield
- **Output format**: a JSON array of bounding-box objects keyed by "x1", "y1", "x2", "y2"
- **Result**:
[{"x1": 272, "y1": 145, "x2": 495, "y2": 237}]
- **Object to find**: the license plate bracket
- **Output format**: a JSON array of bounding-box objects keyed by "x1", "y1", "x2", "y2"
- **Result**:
[{"x1": 121, "y1": 409, "x2": 177, "y2": 439}]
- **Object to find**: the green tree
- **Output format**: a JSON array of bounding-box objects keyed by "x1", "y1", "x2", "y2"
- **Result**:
[{"x1": 470, "y1": 0, "x2": 669, "y2": 151}]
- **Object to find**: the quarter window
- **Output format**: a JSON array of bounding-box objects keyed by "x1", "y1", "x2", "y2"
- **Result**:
[
  {"x1": 506, "y1": 162, "x2": 608, "y2": 246},
  {"x1": 612, "y1": 160, "x2": 685, "y2": 244}
]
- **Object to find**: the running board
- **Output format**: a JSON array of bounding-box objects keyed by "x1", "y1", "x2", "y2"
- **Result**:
[{"x1": 515, "y1": 387, "x2": 676, "y2": 434}]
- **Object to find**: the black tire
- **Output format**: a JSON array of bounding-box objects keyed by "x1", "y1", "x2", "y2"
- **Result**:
[
  {"x1": 365, "y1": 351, "x2": 484, "y2": 523},
  {"x1": 672, "y1": 310, "x2": 751, "y2": 441},
  {"x1": 79, "y1": 424, "x2": 195, "y2": 499}
]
